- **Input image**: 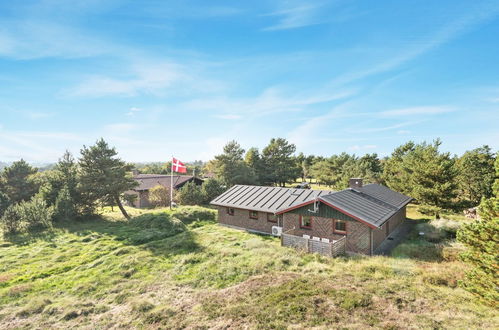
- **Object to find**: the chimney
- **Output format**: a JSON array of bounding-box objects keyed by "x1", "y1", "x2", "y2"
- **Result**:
[{"x1": 349, "y1": 178, "x2": 363, "y2": 189}]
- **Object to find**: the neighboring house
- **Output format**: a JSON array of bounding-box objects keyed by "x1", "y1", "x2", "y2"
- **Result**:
[
  {"x1": 127, "y1": 174, "x2": 203, "y2": 208},
  {"x1": 210, "y1": 178, "x2": 412, "y2": 256}
]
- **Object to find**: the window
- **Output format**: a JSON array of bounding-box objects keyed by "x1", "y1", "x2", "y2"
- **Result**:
[
  {"x1": 249, "y1": 210, "x2": 258, "y2": 219},
  {"x1": 267, "y1": 213, "x2": 278, "y2": 223},
  {"x1": 226, "y1": 208, "x2": 235, "y2": 216},
  {"x1": 334, "y1": 220, "x2": 347, "y2": 234},
  {"x1": 300, "y1": 216, "x2": 312, "y2": 229}
]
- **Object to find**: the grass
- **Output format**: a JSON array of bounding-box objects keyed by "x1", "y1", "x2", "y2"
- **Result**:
[{"x1": 0, "y1": 206, "x2": 497, "y2": 329}]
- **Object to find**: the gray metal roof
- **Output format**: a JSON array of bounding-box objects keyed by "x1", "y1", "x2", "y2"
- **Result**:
[
  {"x1": 358, "y1": 184, "x2": 411, "y2": 209},
  {"x1": 133, "y1": 174, "x2": 202, "y2": 191},
  {"x1": 210, "y1": 185, "x2": 332, "y2": 214},
  {"x1": 316, "y1": 183, "x2": 411, "y2": 228},
  {"x1": 211, "y1": 183, "x2": 411, "y2": 229}
]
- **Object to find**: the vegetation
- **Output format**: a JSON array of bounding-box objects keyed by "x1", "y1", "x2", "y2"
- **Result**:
[
  {"x1": 148, "y1": 185, "x2": 170, "y2": 207},
  {"x1": 176, "y1": 182, "x2": 205, "y2": 205},
  {"x1": 0, "y1": 159, "x2": 39, "y2": 204},
  {"x1": 1, "y1": 195, "x2": 54, "y2": 235},
  {"x1": 385, "y1": 139, "x2": 458, "y2": 218},
  {"x1": 457, "y1": 154, "x2": 499, "y2": 304},
  {"x1": 79, "y1": 139, "x2": 138, "y2": 219},
  {"x1": 0, "y1": 206, "x2": 497, "y2": 328}
]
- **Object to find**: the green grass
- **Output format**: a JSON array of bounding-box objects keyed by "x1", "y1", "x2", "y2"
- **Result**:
[{"x1": 0, "y1": 206, "x2": 497, "y2": 329}]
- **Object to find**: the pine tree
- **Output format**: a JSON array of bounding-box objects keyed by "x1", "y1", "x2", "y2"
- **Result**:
[
  {"x1": 0, "y1": 159, "x2": 39, "y2": 203},
  {"x1": 54, "y1": 185, "x2": 76, "y2": 221},
  {"x1": 213, "y1": 141, "x2": 256, "y2": 187},
  {"x1": 457, "y1": 155, "x2": 499, "y2": 303},
  {"x1": 382, "y1": 141, "x2": 416, "y2": 196},
  {"x1": 456, "y1": 146, "x2": 496, "y2": 207},
  {"x1": 261, "y1": 138, "x2": 300, "y2": 187},
  {"x1": 201, "y1": 178, "x2": 226, "y2": 203},
  {"x1": 79, "y1": 139, "x2": 138, "y2": 219},
  {"x1": 177, "y1": 182, "x2": 204, "y2": 205},
  {"x1": 405, "y1": 139, "x2": 457, "y2": 218}
]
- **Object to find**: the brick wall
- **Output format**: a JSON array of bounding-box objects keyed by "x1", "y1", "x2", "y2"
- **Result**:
[
  {"x1": 372, "y1": 206, "x2": 407, "y2": 250},
  {"x1": 217, "y1": 207, "x2": 277, "y2": 234},
  {"x1": 283, "y1": 213, "x2": 371, "y2": 255},
  {"x1": 282, "y1": 213, "x2": 344, "y2": 241}
]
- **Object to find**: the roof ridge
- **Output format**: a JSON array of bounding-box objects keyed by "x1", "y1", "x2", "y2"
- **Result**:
[{"x1": 349, "y1": 188, "x2": 399, "y2": 211}]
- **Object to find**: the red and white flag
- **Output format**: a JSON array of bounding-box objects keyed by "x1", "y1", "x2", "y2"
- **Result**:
[{"x1": 171, "y1": 157, "x2": 187, "y2": 173}]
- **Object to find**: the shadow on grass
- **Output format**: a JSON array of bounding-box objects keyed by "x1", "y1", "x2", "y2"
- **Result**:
[
  {"x1": 390, "y1": 219, "x2": 450, "y2": 262},
  {"x1": 2, "y1": 215, "x2": 205, "y2": 259},
  {"x1": 1, "y1": 229, "x2": 58, "y2": 247}
]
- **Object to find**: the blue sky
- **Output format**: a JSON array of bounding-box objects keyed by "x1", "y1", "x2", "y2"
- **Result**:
[{"x1": 0, "y1": 0, "x2": 498, "y2": 163}]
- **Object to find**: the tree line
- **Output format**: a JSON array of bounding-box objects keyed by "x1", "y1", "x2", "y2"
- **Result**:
[{"x1": 207, "y1": 138, "x2": 496, "y2": 219}]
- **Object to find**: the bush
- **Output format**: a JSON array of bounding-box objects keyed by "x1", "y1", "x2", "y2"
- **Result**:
[
  {"x1": 177, "y1": 182, "x2": 204, "y2": 205},
  {"x1": 1, "y1": 204, "x2": 25, "y2": 234},
  {"x1": 0, "y1": 191, "x2": 10, "y2": 217},
  {"x1": 201, "y1": 178, "x2": 226, "y2": 203},
  {"x1": 54, "y1": 185, "x2": 76, "y2": 221},
  {"x1": 0, "y1": 195, "x2": 54, "y2": 235},
  {"x1": 149, "y1": 185, "x2": 169, "y2": 207}
]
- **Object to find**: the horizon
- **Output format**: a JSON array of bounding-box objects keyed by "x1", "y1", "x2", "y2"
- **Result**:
[{"x1": 1, "y1": 1, "x2": 499, "y2": 162}]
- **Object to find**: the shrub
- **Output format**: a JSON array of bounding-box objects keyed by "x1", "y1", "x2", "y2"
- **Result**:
[
  {"x1": 0, "y1": 191, "x2": 10, "y2": 218},
  {"x1": 1, "y1": 204, "x2": 25, "y2": 234},
  {"x1": 177, "y1": 182, "x2": 205, "y2": 205},
  {"x1": 149, "y1": 185, "x2": 169, "y2": 207},
  {"x1": 0, "y1": 195, "x2": 54, "y2": 235},
  {"x1": 54, "y1": 185, "x2": 76, "y2": 221},
  {"x1": 201, "y1": 178, "x2": 226, "y2": 203}
]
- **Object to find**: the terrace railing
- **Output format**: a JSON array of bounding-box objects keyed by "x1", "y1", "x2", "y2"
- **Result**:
[{"x1": 281, "y1": 229, "x2": 346, "y2": 257}]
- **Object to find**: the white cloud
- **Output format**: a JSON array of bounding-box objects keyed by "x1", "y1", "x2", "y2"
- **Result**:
[
  {"x1": 184, "y1": 87, "x2": 355, "y2": 118},
  {"x1": 379, "y1": 106, "x2": 454, "y2": 117},
  {"x1": 397, "y1": 130, "x2": 411, "y2": 135},
  {"x1": 26, "y1": 112, "x2": 53, "y2": 120},
  {"x1": 0, "y1": 20, "x2": 113, "y2": 60},
  {"x1": 126, "y1": 107, "x2": 143, "y2": 116},
  {"x1": 67, "y1": 62, "x2": 188, "y2": 98},
  {"x1": 263, "y1": 4, "x2": 326, "y2": 31},
  {"x1": 214, "y1": 114, "x2": 242, "y2": 120}
]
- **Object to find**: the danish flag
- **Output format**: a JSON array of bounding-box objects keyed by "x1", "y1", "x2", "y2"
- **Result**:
[{"x1": 172, "y1": 157, "x2": 187, "y2": 173}]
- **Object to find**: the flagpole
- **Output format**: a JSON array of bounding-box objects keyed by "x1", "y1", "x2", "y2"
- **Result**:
[{"x1": 170, "y1": 156, "x2": 173, "y2": 210}]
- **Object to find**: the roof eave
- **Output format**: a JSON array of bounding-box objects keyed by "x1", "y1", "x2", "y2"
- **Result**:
[{"x1": 275, "y1": 199, "x2": 318, "y2": 215}]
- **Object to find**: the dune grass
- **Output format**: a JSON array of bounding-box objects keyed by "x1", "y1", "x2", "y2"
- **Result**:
[{"x1": 0, "y1": 206, "x2": 497, "y2": 329}]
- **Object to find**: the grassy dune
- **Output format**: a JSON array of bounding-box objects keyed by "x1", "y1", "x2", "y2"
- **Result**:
[{"x1": 0, "y1": 206, "x2": 497, "y2": 329}]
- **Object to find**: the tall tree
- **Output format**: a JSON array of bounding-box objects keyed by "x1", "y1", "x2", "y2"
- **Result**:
[
  {"x1": 213, "y1": 141, "x2": 255, "y2": 186},
  {"x1": 457, "y1": 154, "x2": 499, "y2": 303},
  {"x1": 79, "y1": 139, "x2": 138, "y2": 219},
  {"x1": 245, "y1": 147, "x2": 263, "y2": 184},
  {"x1": 0, "y1": 160, "x2": 39, "y2": 204},
  {"x1": 405, "y1": 139, "x2": 457, "y2": 218},
  {"x1": 39, "y1": 151, "x2": 85, "y2": 216},
  {"x1": 456, "y1": 146, "x2": 496, "y2": 207},
  {"x1": 382, "y1": 141, "x2": 416, "y2": 196},
  {"x1": 261, "y1": 138, "x2": 300, "y2": 187}
]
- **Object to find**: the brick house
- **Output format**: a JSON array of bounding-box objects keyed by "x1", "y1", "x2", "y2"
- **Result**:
[
  {"x1": 127, "y1": 174, "x2": 203, "y2": 208},
  {"x1": 210, "y1": 179, "x2": 411, "y2": 256}
]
